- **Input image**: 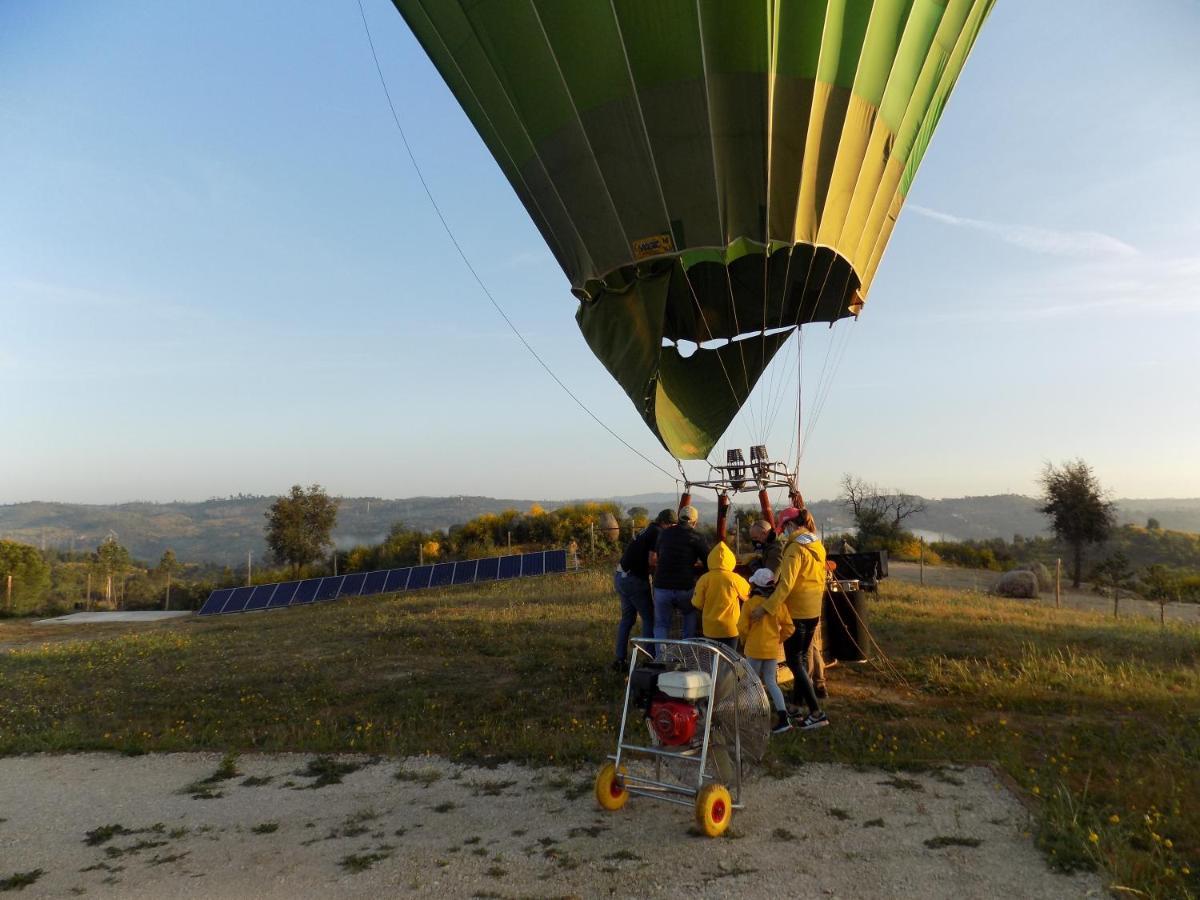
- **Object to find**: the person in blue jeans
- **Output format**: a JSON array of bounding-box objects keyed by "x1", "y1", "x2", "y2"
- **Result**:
[
  {"x1": 611, "y1": 509, "x2": 675, "y2": 671},
  {"x1": 651, "y1": 505, "x2": 709, "y2": 648}
]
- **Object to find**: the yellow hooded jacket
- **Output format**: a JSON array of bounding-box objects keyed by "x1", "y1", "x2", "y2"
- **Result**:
[
  {"x1": 761, "y1": 531, "x2": 827, "y2": 620},
  {"x1": 691, "y1": 543, "x2": 749, "y2": 639},
  {"x1": 738, "y1": 593, "x2": 795, "y2": 660}
]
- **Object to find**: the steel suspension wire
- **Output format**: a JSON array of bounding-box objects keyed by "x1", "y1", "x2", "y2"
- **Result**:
[{"x1": 354, "y1": 0, "x2": 678, "y2": 483}]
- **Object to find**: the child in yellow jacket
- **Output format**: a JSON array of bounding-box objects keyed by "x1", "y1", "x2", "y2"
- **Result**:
[
  {"x1": 691, "y1": 543, "x2": 749, "y2": 651},
  {"x1": 739, "y1": 579, "x2": 795, "y2": 734}
]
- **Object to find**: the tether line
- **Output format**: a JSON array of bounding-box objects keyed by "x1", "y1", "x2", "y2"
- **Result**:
[{"x1": 354, "y1": 0, "x2": 677, "y2": 483}]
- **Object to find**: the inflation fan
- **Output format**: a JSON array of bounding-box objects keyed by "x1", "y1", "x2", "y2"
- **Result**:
[{"x1": 595, "y1": 637, "x2": 771, "y2": 837}]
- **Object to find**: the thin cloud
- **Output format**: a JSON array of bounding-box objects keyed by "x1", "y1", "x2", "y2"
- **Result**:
[
  {"x1": 935, "y1": 251, "x2": 1200, "y2": 322},
  {"x1": 908, "y1": 204, "x2": 1139, "y2": 259}
]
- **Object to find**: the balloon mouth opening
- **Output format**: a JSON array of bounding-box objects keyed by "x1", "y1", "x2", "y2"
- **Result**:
[{"x1": 662, "y1": 325, "x2": 797, "y2": 356}]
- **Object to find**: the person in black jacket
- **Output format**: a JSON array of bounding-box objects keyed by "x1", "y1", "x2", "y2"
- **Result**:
[
  {"x1": 611, "y1": 509, "x2": 675, "y2": 671},
  {"x1": 650, "y1": 505, "x2": 708, "y2": 644}
]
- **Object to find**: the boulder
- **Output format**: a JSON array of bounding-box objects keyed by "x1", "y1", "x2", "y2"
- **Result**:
[
  {"x1": 1027, "y1": 561, "x2": 1053, "y2": 592},
  {"x1": 995, "y1": 569, "x2": 1039, "y2": 599}
]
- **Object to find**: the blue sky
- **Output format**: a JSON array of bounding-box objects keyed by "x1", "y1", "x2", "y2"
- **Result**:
[{"x1": 2, "y1": 1, "x2": 1198, "y2": 505}]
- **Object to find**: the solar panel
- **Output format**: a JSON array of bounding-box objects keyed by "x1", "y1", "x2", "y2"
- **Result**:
[
  {"x1": 429, "y1": 562, "x2": 454, "y2": 587},
  {"x1": 338, "y1": 573, "x2": 367, "y2": 598},
  {"x1": 315, "y1": 576, "x2": 344, "y2": 602},
  {"x1": 195, "y1": 548, "x2": 573, "y2": 618},
  {"x1": 292, "y1": 578, "x2": 322, "y2": 605},
  {"x1": 497, "y1": 555, "x2": 521, "y2": 579},
  {"x1": 198, "y1": 588, "x2": 234, "y2": 616},
  {"x1": 544, "y1": 549, "x2": 568, "y2": 574},
  {"x1": 269, "y1": 581, "x2": 301, "y2": 608},
  {"x1": 522, "y1": 552, "x2": 545, "y2": 577},
  {"x1": 383, "y1": 567, "x2": 411, "y2": 592},
  {"x1": 361, "y1": 570, "x2": 388, "y2": 595},
  {"x1": 221, "y1": 586, "x2": 256, "y2": 614},
  {"x1": 245, "y1": 583, "x2": 278, "y2": 611},
  {"x1": 407, "y1": 565, "x2": 433, "y2": 590}
]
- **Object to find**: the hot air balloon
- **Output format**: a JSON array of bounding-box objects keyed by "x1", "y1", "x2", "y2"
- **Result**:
[{"x1": 392, "y1": 0, "x2": 994, "y2": 461}]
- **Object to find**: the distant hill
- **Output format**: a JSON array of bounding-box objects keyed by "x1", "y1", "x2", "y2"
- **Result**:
[{"x1": 2, "y1": 493, "x2": 1197, "y2": 566}]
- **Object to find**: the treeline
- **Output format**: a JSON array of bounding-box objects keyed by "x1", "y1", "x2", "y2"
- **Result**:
[
  {"x1": 0, "y1": 538, "x2": 221, "y2": 616},
  {"x1": 341, "y1": 502, "x2": 626, "y2": 572},
  {"x1": 0, "y1": 502, "x2": 633, "y2": 616}
]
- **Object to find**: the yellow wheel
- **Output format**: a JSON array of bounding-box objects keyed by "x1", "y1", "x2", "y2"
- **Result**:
[
  {"x1": 594, "y1": 762, "x2": 628, "y2": 811},
  {"x1": 695, "y1": 783, "x2": 732, "y2": 837}
]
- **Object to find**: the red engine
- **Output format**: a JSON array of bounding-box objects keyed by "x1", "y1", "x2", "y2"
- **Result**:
[{"x1": 649, "y1": 696, "x2": 699, "y2": 746}]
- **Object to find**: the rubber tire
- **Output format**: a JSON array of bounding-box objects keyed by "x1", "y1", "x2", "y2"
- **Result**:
[
  {"x1": 594, "y1": 762, "x2": 628, "y2": 811},
  {"x1": 695, "y1": 783, "x2": 732, "y2": 837}
]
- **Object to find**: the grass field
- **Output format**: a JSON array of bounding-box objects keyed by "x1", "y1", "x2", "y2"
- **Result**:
[{"x1": 2, "y1": 571, "x2": 1197, "y2": 898}]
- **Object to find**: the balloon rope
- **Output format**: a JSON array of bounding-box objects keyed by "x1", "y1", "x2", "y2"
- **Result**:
[{"x1": 353, "y1": 0, "x2": 678, "y2": 483}]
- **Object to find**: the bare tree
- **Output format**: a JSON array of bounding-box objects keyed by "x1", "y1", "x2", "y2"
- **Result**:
[{"x1": 839, "y1": 474, "x2": 927, "y2": 546}]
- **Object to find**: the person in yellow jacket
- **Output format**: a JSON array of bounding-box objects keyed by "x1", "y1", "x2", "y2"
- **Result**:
[
  {"x1": 750, "y1": 505, "x2": 830, "y2": 730},
  {"x1": 690, "y1": 542, "x2": 748, "y2": 652},
  {"x1": 739, "y1": 584, "x2": 795, "y2": 734}
]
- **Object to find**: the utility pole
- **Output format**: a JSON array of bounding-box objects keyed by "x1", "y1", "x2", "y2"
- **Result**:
[
  {"x1": 86, "y1": 572, "x2": 92, "y2": 611},
  {"x1": 164, "y1": 570, "x2": 171, "y2": 612},
  {"x1": 1054, "y1": 558, "x2": 1061, "y2": 610},
  {"x1": 247, "y1": 551, "x2": 252, "y2": 587},
  {"x1": 589, "y1": 522, "x2": 595, "y2": 558},
  {"x1": 507, "y1": 531, "x2": 512, "y2": 550},
  {"x1": 5, "y1": 575, "x2": 11, "y2": 614},
  {"x1": 332, "y1": 546, "x2": 338, "y2": 577},
  {"x1": 919, "y1": 539, "x2": 925, "y2": 586}
]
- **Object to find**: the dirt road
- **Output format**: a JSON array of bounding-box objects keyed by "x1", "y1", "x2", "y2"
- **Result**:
[
  {"x1": 887, "y1": 561, "x2": 1200, "y2": 626},
  {"x1": 0, "y1": 752, "x2": 1105, "y2": 899}
]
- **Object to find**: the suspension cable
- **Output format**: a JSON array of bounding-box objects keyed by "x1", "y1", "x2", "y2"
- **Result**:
[{"x1": 353, "y1": 0, "x2": 677, "y2": 482}]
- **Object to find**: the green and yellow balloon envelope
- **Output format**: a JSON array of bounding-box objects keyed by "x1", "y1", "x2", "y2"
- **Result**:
[{"x1": 393, "y1": 0, "x2": 995, "y2": 459}]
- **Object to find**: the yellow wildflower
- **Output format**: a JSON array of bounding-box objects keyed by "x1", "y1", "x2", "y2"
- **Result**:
[{"x1": 1088, "y1": 832, "x2": 1099, "y2": 844}]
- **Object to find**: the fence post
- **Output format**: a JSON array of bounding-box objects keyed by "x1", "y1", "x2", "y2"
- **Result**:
[
  {"x1": 1055, "y1": 559, "x2": 1061, "y2": 609},
  {"x1": 5, "y1": 574, "x2": 11, "y2": 613},
  {"x1": 919, "y1": 540, "x2": 925, "y2": 586},
  {"x1": 589, "y1": 522, "x2": 595, "y2": 558}
]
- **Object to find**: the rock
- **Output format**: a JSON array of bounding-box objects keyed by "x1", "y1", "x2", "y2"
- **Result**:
[
  {"x1": 995, "y1": 570, "x2": 1039, "y2": 599},
  {"x1": 599, "y1": 512, "x2": 620, "y2": 542},
  {"x1": 1027, "y1": 561, "x2": 1053, "y2": 592}
]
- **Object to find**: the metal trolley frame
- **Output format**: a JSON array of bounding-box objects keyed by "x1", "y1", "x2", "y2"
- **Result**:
[{"x1": 609, "y1": 637, "x2": 748, "y2": 811}]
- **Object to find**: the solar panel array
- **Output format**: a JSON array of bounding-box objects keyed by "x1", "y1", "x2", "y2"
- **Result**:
[{"x1": 197, "y1": 549, "x2": 570, "y2": 617}]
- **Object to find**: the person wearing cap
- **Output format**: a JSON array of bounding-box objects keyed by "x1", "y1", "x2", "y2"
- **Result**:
[
  {"x1": 739, "y1": 519, "x2": 783, "y2": 575},
  {"x1": 750, "y1": 504, "x2": 829, "y2": 730},
  {"x1": 611, "y1": 508, "x2": 674, "y2": 671},
  {"x1": 649, "y1": 505, "x2": 708, "y2": 645}
]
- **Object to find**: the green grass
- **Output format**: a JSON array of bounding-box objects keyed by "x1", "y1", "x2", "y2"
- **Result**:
[{"x1": 1, "y1": 570, "x2": 1198, "y2": 897}]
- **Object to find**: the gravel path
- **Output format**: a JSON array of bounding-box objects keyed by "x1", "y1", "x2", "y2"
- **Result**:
[
  {"x1": 887, "y1": 561, "x2": 1200, "y2": 625},
  {"x1": 0, "y1": 753, "x2": 1104, "y2": 899}
]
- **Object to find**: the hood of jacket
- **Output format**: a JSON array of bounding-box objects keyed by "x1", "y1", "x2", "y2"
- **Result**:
[{"x1": 707, "y1": 542, "x2": 735, "y2": 573}]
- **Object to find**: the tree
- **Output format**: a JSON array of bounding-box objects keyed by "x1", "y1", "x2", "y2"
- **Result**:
[
  {"x1": 626, "y1": 507, "x2": 649, "y2": 529},
  {"x1": 265, "y1": 484, "x2": 340, "y2": 576},
  {"x1": 1141, "y1": 563, "x2": 1181, "y2": 628},
  {"x1": 0, "y1": 540, "x2": 52, "y2": 615},
  {"x1": 157, "y1": 549, "x2": 182, "y2": 611},
  {"x1": 1038, "y1": 460, "x2": 1116, "y2": 588},
  {"x1": 839, "y1": 474, "x2": 927, "y2": 548},
  {"x1": 1147, "y1": 517, "x2": 1161, "y2": 530},
  {"x1": 95, "y1": 535, "x2": 133, "y2": 608},
  {"x1": 1092, "y1": 552, "x2": 1134, "y2": 619}
]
